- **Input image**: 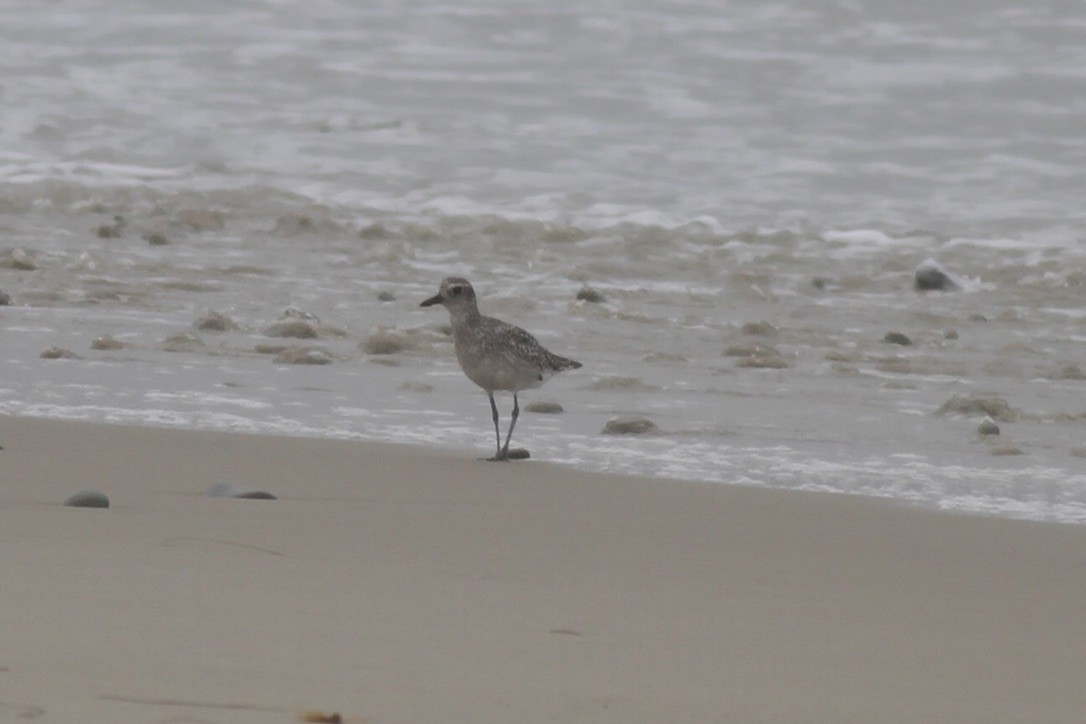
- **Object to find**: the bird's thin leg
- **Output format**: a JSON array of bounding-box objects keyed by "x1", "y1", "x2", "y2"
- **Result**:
[
  {"x1": 488, "y1": 392, "x2": 503, "y2": 460},
  {"x1": 498, "y1": 393, "x2": 519, "y2": 461}
]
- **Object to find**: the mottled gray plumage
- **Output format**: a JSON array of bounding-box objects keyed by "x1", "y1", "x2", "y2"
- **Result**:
[{"x1": 421, "y1": 276, "x2": 581, "y2": 460}]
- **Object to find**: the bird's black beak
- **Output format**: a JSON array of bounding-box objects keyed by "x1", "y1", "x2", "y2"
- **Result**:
[{"x1": 420, "y1": 294, "x2": 443, "y2": 308}]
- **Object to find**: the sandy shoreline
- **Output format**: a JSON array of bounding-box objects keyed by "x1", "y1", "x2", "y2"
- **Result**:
[{"x1": 1, "y1": 416, "x2": 1084, "y2": 723}]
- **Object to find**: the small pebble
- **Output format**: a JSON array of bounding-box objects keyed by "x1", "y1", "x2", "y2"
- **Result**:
[
  {"x1": 525, "y1": 400, "x2": 564, "y2": 414},
  {"x1": 158, "y1": 331, "x2": 207, "y2": 352},
  {"x1": 741, "y1": 321, "x2": 779, "y2": 336},
  {"x1": 736, "y1": 355, "x2": 789, "y2": 369},
  {"x1": 195, "y1": 310, "x2": 238, "y2": 332},
  {"x1": 63, "y1": 490, "x2": 110, "y2": 508},
  {"x1": 506, "y1": 448, "x2": 531, "y2": 460},
  {"x1": 377, "y1": 290, "x2": 396, "y2": 302},
  {"x1": 144, "y1": 232, "x2": 169, "y2": 245},
  {"x1": 602, "y1": 416, "x2": 658, "y2": 435},
  {"x1": 914, "y1": 258, "x2": 959, "y2": 291},
  {"x1": 4, "y1": 248, "x2": 39, "y2": 271},
  {"x1": 95, "y1": 215, "x2": 126, "y2": 238},
  {"x1": 262, "y1": 320, "x2": 319, "y2": 338},
  {"x1": 205, "y1": 482, "x2": 277, "y2": 500},
  {"x1": 273, "y1": 346, "x2": 334, "y2": 365},
  {"x1": 935, "y1": 395, "x2": 1018, "y2": 422},
  {"x1": 576, "y1": 286, "x2": 606, "y2": 303},
  {"x1": 977, "y1": 417, "x2": 1000, "y2": 436},
  {"x1": 883, "y1": 331, "x2": 913, "y2": 346},
  {"x1": 40, "y1": 346, "x2": 80, "y2": 359},
  {"x1": 363, "y1": 329, "x2": 412, "y2": 354},
  {"x1": 91, "y1": 334, "x2": 125, "y2": 351},
  {"x1": 0, "y1": 290, "x2": 11, "y2": 305}
]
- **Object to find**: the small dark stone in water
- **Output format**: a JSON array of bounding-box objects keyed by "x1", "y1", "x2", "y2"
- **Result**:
[
  {"x1": 944, "y1": 329, "x2": 959, "y2": 340},
  {"x1": 736, "y1": 355, "x2": 789, "y2": 369},
  {"x1": 935, "y1": 395, "x2": 1018, "y2": 422},
  {"x1": 158, "y1": 331, "x2": 206, "y2": 352},
  {"x1": 63, "y1": 490, "x2": 110, "y2": 508},
  {"x1": 263, "y1": 320, "x2": 319, "y2": 338},
  {"x1": 526, "y1": 400, "x2": 564, "y2": 414},
  {"x1": 914, "y1": 259, "x2": 959, "y2": 291},
  {"x1": 602, "y1": 416, "x2": 658, "y2": 435},
  {"x1": 506, "y1": 448, "x2": 531, "y2": 460},
  {"x1": 95, "y1": 215, "x2": 126, "y2": 239},
  {"x1": 1058, "y1": 365, "x2": 1086, "y2": 380},
  {"x1": 977, "y1": 417, "x2": 1001, "y2": 436},
  {"x1": 144, "y1": 232, "x2": 169, "y2": 245},
  {"x1": 0, "y1": 290, "x2": 10, "y2": 305},
  {"x1": 3, "y1": 248, "x2": 39, "y2": 270},
  {"x1": 273, "y1": 346, "x2": 334, "y2": 365},
  {"x1": 91, "y1": 335, "x2": 124, "y2": 350},
  {"x1": 40, "y1": 346, "x2": 80, "y2": 359},
  {"x1": 811, "y1": 277, "x2": 833, "y2": 290},
  {"x1": 195, "y1": 311, "x2": 238, "y2": 332},
  {"x1": 883, "y1": 332, "x2": 913, "y2": 346},
  {"x1": 359, "y1": 223, "x2": 390, "y2": 239},
  {"x1": 576, "y1": 286, "x2": 606, "y2": 303},
  {"x1": 363, "y1": 330, "x2": 412, "y2": 354},
  {"x1": 377, "y1": 290, "x2": 396, "y2": 302},
  {"x1": 177, "y1": 208, "x2": 226, "y2": 231},
  {"x1": 968, "y1": 313, "x2": 988, "y2": 323},
  {"x1": 741, "y1": 321, "x2": 779, "y2": 336},
  {"x1": 724, "y1": 343, "x2": 780, "y2": 358}
]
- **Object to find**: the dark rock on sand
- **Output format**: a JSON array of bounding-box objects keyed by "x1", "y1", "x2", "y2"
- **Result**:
[
  {"x1": 602, "y1": 416, "x2": 658, "y2": 435},
  {"x1": 0, "y1": 290, "x2": 11, "y2": 305},
  {"x1": 506, "y1": 448, "x2": 531, "y2": 460},
  {"x1": 377, "y1": 290, "x2": 397, "y2": 302},
  {"x1": 576, "y1": 286, "x2": 606, "y2": 303},
  {"x1": 273, "y1": 346, "x2": 334, "y2": 365},
  {"x1": 977, "y1": 417, "x2": 1001, "y2": 436},
  {"x1": 144, "y1": 232, "x2": 170, "y2": 246},
  {"x1": 882, "y1": 331, "x2": 913, "y2": 346},
  {"x1": 63, "y1": 490, "x2": 110, "y2": 508},
  {"x1": 914, "y1": 259, "x2": 959, "y2": 291},
  {"x1": 935, "y1": 395, "x2": 1019, "y2": 422},
  {"x1": 40, "y1": 346, "x2": 80, "y2": 359},
  {"x1": 526, "y1": 400, "x2": 564, "y2": 414},
  {"x1": 206, "y1": 482, "x2": 277, "y2": 500}
]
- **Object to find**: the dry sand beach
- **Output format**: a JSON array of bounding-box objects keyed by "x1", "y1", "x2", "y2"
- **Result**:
[{"x1": 2, "y1": 416, "x2": 1085, "y2": 723}]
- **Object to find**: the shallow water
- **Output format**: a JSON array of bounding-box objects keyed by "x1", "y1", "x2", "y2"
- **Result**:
[{"x1": 2, "y1": 0, "x2": 1085, "y2": 522}]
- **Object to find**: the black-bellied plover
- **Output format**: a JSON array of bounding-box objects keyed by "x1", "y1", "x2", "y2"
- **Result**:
[{"x1": 421, "y1": 277, "x2": 582, "y2": 461}]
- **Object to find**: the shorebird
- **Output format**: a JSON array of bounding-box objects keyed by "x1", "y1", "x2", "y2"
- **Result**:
[{"x1": 421, "y1": 277, "x2": 582, "y2": 461}]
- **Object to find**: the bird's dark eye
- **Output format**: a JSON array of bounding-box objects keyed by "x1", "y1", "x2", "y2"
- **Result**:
[{"x1": 450, "y1": 286, "x2": 462, "y2": 296}]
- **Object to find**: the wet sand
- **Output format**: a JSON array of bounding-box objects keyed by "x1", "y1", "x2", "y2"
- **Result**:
[{"x1": 1, "y1": 416, "x2": 1084, "y2": 723}]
